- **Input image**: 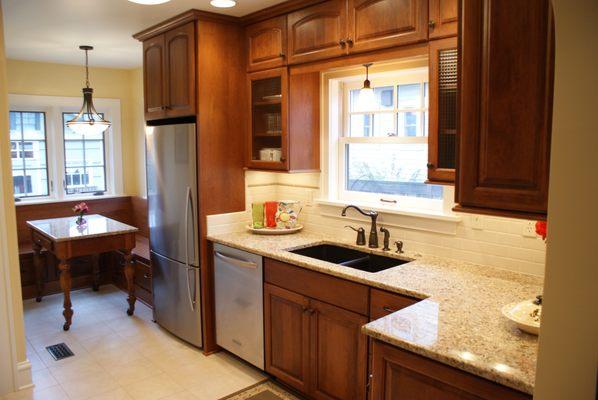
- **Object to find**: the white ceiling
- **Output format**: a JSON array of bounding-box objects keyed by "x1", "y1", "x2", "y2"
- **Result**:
[{"x1": 1, "y1": 0, "x2": 286, "y2": 68}]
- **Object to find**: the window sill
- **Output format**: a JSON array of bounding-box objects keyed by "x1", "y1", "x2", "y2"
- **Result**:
[
  {"x1": 14, "y1": 194, "x2": 127, "y2": 207},
  {"x1": 314, "y1": 198, "x2": 461, "y2": 235},
  {"x1": 315, "y1": 198, "x2": 460, "y2": 221}
]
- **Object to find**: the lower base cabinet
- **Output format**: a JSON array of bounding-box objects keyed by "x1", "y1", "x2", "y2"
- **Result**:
[
  {"x1": 264, "y1": 282, "x2": 368, "y2": 400},
  {"x1": 371, "y1": 340, "x2": 532, "y2": 400}
]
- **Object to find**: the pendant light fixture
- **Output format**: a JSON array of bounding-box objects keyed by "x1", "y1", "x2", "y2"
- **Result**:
[
  {"x1": 66, "y1": 46, "x2": 111, "y2": 136},
  {"x1": 358, "y1": 63, "x2": 376, "y2": 111}
]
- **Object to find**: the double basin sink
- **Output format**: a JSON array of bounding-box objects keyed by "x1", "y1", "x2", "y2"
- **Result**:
[{"x1": 289, "y1": 244, "x2": 411, "y2": 273}]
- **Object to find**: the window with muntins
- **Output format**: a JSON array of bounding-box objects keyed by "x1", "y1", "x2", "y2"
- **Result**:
[
  {"x1": 9, "y1": 111, "x2": 49, "y2": 199},
  {"x1": 62, "y1": 112, "x2": 107, "y2": 195},
  {"x1": 338, "y1": 70, "x2": 443, "y2": 206}
]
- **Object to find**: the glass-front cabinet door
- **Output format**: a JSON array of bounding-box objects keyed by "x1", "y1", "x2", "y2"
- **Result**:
[{"x1": 247, "y1": 68, "x2": 288, "y2": 170}]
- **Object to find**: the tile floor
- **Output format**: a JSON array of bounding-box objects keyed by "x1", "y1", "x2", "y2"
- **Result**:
[{"x1": 3, "y1": 285, "x2": 267, "y2": 400}]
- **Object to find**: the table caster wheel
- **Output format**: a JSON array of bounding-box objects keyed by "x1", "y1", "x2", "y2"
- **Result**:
[
  {"x1": 35, "y1": 297, "x2": 42, "y2": 303},
  {"x1": 127, "y1": 309, "x2": 134, "y2": 316},
  {"x1": 63, "y1": 323, "x2": 70, "y2": 331}
]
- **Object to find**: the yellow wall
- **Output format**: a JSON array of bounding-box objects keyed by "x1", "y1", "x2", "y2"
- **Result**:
[
  {"x1": 6, "y1": 60, "x2": 145, "y2": 196},
  {"x1": 534, "y1": 0, "x2": 598, "y2": 399},
  {"x1": 0, "y1": 5, "x2": 27, "y2": 369}
]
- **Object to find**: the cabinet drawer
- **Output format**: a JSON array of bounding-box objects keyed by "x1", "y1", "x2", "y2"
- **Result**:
[
  {"x1": 135, "y1": 285, "x2": 153, "y2": 306},
  {"x1": 134, "y1": 259, "x2": 152, "y2": 293},
  {"x1": 31, "y1": 231, "x2": 53, "y2": 252},
  {"x1": 370, "y1": 288, "x2": 418, "y2": 320},
  {"x1": 265, "y1": 258, "x2": 369, "y2": 315}
]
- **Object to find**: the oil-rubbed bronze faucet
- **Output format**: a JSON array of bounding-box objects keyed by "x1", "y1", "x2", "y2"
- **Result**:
[{"x1": 341, "y1": 205, "x2": 379, "y2": 248}]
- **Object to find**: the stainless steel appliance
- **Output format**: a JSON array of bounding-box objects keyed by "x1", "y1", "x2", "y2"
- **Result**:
[
  {"x1": 146, "y1": 122, "x2": 202, "y2": 347},
  {"x1": 214, "y1": 243, "x2": 264, "y2": 369}
]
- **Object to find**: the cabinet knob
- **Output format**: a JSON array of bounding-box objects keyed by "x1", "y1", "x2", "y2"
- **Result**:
[
  {"x1": 279, "y1": 52, "x2": 285, "y2": 58},
  {"x1": 428, "y1": 20, "x2": 436, "y2": 28},
  {"x1": 280, "y1": 156, "x2": 286, "y2": 162},
  {"x1": 346, "y1": 37, "x2": 354, "y2": 46},
  {"x1": 339, "y1": 39, "x2": 346, "y2": 48},
  {"x1": 426, "y1": 162, "x2": 434, "y2": 169}
]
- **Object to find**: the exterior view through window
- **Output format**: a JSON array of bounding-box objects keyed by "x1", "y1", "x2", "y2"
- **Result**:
[
  {"x1": 340, "y1": 71, "x2": 443, "y2": 204},
  {"x1": 9, "y1": 111, "x2": 49, "y2": 199},
  {"x1": 63, "y1": 112, "x2": 107, "y2": 194}
]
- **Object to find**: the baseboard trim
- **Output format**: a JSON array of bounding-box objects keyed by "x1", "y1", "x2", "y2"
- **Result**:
[{"x1": 16, "y1": 359, "x2": 33, "y2": 390}]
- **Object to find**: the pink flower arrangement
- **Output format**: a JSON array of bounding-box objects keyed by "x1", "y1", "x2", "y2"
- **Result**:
[{"x1": 73, "y1": 202, "x2": 89, "y2": 225}]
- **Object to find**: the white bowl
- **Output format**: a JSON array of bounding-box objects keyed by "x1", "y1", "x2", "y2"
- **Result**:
[{"x1": 502, "y1": 299, "x2": 541, "y2": 335}]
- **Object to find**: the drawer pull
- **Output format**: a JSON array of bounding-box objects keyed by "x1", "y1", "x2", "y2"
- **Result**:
[
  {"x1": 143, "y1": 274, "x2": 151, "y2": 279},
  {"x1": 382, "y1": 306, "x2": 397, "y2": 313}
]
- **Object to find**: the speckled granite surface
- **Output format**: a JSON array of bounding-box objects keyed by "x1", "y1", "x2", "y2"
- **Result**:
[
  {"x1": 207, "y1": 231, "x2": 543, "y2": 395},
  {"x1": 27, "y1": 214, "x2": 138, "y2": 242}
]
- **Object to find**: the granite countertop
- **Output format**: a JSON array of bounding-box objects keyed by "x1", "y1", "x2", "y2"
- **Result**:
[
  {"x1": 207, "y1": 231, "x2": 543, "y2": 395},
  {"x1": 27, "y1": 214, "x2": 138, "y2": 242}
]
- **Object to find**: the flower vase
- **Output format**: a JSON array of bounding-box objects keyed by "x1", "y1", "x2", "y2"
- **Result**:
[{"x1": 76, "y1": 216, "x2": 87, "y2": 227}]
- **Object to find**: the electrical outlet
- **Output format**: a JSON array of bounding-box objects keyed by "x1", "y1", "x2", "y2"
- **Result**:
[
  {"x1": 470, "y1": 215, "x2": 483, "y2": 230},
  {"x1": 523, "y1": 221, "x2": 536, "y2": 237}
]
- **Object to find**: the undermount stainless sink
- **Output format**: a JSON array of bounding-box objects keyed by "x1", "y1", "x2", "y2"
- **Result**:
[{"x1": 289, "y1": 244, "x2": 411, "y2": 273}]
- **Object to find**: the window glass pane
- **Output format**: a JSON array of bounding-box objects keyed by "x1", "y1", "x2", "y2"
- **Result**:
[
  {"x1": 345, "y1": 143, "x2": 442, "y2": 199},
  {"x1": 350, "y1": 86, "x2": 394, "y2": 112},
  {"x1": 9, "y1": 111, "x2": 49, "y2": 199},
  {"x1": 424, "y1": 111, "x2": 429, "y2": 136},
  {"x1": 349, "y1": 114, "x2": 372, "y2": 137},
  {"x1": 424, "y1": 82, "x2": 429, "y2": 108},
  {"x1": 63, "y1": 113, "x2": 106, "y2": 194},
  {"x1": 372, "y1": 114, "x2": 396, "y2": 137},
  {"x1": 398, "y1": 111, "x2": 422, "y2": 137},
  {"x1": 398, "y1": 83, "x2": 421, "y2": 109}
]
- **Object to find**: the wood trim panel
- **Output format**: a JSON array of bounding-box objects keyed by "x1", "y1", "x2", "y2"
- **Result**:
[
  {"x1": 133, "y1": 9, "x2": 238, "y2": 41},
  {"x1": 371, "y1": 340, "x2": 532, "y2": 399},
  {"x1": 241, "y1": 0, "x2": 329, "y2": 25},
  {"x1": 264, "y1": 258, "x2": 369, "y2": 315},
  {"x1": 288, "y1": 71, "x2": 320, "y2": 172}
]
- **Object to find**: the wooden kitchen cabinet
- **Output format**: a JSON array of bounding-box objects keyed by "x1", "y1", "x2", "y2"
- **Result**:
[
  {"x1": 346, "y1": 0, "x2": 428, "y2": 54},
  {"x1": 141, "y1": 22, "x2": 196, "y2": 120},
  {"x1": 246, "y1": 16, "x2": 287, "y2": 72},
  {"x1": 264, "y1": 283, "x2": 311, "y2": 394},
  {"x1": 428, "y1": 0, "x2": 458, "y2": 39},
  {"x1": 371, "y1": 340, "x2": 531, "y2": 400},
  {"x1": 310, "y1": 298, "x2": 368, "y2": 400},
  {"x1": 286, "y1": 0, "x2": 348, "y2": 64},
  {"x1": 264, "y1": 259, "x2": 369, "y2": 399},
  {"x1": 427, "y1": 36, "x2": 458, "y2": 183},
  {"x1": 369, "y1": 288, "x2": 419, "y2": 320},
  {"x1": 247, "y1": 69, "x2": 320, "y2": 172},
  {"x1": 455, "y1": 0, "x2": 554, "y2": 218}
]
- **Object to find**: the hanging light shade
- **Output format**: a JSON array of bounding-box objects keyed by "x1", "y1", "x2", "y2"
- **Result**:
[
  {"x1": 66, "y1": 45, "x2": 111, "y2": 136},
  {"x1": 358, "y1": 62, "x2": 376, "y2": 111}
]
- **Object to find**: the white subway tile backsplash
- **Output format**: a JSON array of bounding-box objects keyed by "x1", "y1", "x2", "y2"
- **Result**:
[{"x1": 207, "y1": 173, "x2": 546, "y2": 276}]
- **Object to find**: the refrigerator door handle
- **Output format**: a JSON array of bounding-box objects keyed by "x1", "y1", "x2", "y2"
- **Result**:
[
  {"x1": 214, "y1": 251, "x2": 258, "y2": 269},
  {"x1": 185, "y1": 267, "x2": 197, "y2": 311},
  {"x1": 184, "y1": 186, "x2": 191, "y2": 268}
]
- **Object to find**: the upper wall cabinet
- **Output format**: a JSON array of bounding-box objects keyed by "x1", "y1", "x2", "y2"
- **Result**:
[
  {"x1": 346, "y1": 0, "x2": 428, "y2": 54},
  {"x1": 246, "y1": 16, "x2": 287, "y2": 72},
  {"x1": 287, "y1": 0, "x2": 348, "y2": 65},
  {"x1": 427, "y1": 36, "x2": 458, "y2": 183},
  {"x1": 142, "y1": 22, "x2": 196, "y2": 120},
  {"x1": 428, "y1": 0, "x2": 458, "y2": 39},
  {"x1": 456, "y1": 0, "x2": 554, "y2": 218}
]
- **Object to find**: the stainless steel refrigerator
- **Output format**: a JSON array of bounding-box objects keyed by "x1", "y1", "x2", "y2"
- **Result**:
[{"x1": 146, "y1": 122, "x2": 202, "y2": 347}]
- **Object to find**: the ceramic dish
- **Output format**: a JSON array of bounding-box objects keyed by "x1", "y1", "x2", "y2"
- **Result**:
[
  {"x1": 246, "y1": 224, "x2": 303, "y2": 235},
  {"x1": 501, "y1": 299, "x2": 541, "y2": 335}
]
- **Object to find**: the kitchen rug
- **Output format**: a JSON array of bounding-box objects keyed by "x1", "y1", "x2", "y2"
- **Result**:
[{"x1": 220, "y1": 381, "x2": 304, "y2": 400}]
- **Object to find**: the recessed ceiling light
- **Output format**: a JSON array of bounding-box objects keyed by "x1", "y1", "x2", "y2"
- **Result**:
[
  {"x1": 210, "y1": 0, "x2": 237, "y2": 8},
  {"x1": 128, "y1": 0, "x2": 171, "y2": 5}
]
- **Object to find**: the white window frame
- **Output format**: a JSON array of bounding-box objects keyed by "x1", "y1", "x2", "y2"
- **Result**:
[
  {"x1": 8, "y1": 94, "x2": 123, "y2": 203},
  {"x1": 331, "y1": 67, "x2": 445, "y2": 213}
]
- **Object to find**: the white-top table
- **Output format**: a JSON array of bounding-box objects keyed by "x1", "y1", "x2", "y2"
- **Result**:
[{"x1": 27, "y1": 214, "x2": 138, "y2": 330}]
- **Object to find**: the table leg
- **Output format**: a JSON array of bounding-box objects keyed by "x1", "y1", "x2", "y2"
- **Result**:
[
  {"x1": 91, "y1": 254, "x2": 101, "y2": 291},
  {"x1": 58, "y1": 259, "x2": 73, "y2": 331},
  {"x1": 32, "y1": 242, "x2": 44, "y2": 302},
  {"x1": 123, "y1": 251, "x2": 136, "y2": 316}
]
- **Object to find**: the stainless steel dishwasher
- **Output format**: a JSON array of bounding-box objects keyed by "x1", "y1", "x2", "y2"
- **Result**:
[{"x1": 213, "y1": 243, "x2": 264, "y2": 370}]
